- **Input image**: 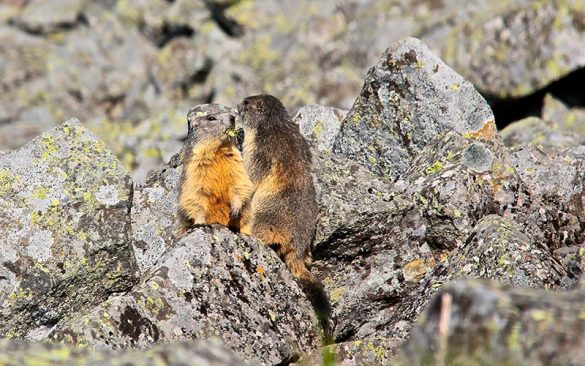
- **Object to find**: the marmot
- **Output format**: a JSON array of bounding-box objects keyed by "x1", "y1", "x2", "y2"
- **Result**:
[
  {"x1": 177, "y1": 105, "x2": 254, "y2": 236},
  {"x1": 237, "y1": 94, "x2": 331, "y2": 336}
]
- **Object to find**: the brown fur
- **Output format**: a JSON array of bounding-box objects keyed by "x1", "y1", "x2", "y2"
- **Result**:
[
  {"x1": 237, "y1": 95, "x2": 331, "y2": 337},
  {"x1": 177, "y1": 106, "x2": 254, "y2": 236}
]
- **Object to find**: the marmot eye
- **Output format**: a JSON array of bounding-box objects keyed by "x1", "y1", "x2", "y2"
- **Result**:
[{"x1": 207, "y1": 115, "x2": 217, "y2": 121}]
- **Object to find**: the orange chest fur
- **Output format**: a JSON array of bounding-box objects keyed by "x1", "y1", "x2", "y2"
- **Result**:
[{"x1": 183, "y1": 145, "x2": 244, "y2": 203}]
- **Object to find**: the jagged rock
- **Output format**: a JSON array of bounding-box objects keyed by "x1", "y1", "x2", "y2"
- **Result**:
[
  {"x1": 387, "y1": 215, "x2": 566, "y2": 343},
  {"x1": 50, "y1": 227, "x2": 320, "y2": 366},
  {"x1": 131, "y1": 153, "x2": 182, "y2": 274},
  {"x1": 508, "y1": 145, "x2": 585, "y2": 282},
  {"x1": 14, "y1": 0, "x2": 86, "y2": 34},
  {"x1": 500, "y1": 116, "x2": 582, "y2": 153},
  {"x1": 314, "y1": 130, "x2": 521, "y2": 341},
  {"x1": 311, "y1": 151, "x2": 393, "y2": 244},
  {"x1": 395, "y1": 280, "x2": 585, "y2": 366},
  {"x1": 294, "y1": 104, "x2": 394, "y2": 243},
  {"x1": 0, "y1": 338, "x2": 247, "y2": 366},
  {"x1": 294, "y1": 104, "x2": 346, "y2": 152},
  {"x1": 440, "y1": 0, "x2": 585, "y2": 98},
  {"x1": 0, "y1": 119, "x2": 137, "y2": 338},
  {"x1": 510, "y1": 145, "x2": 585, "y2": 249},
  {"x1": 334, "y1": 37, "x2": 495, "y2": 180}
]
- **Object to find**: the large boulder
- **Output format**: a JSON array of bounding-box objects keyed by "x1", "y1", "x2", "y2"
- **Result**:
[
  {"x1": 333, "y1": 37, "x2": 495, "y2": 180},
  {"x1": 49, "y1": 227, "x2": 321, "y2": 365},
  {"x1": 439, "y1": 0, "x2": 585, "y2": 98},
  {"x1": 314, "y1": 127, "x2": 519, "y2": 342},
  {"x1": 0, "y1": 119, "x2": 137, "y2": 338},
  {"x1": 0, "y1": 338, "x2": 247, "y2": 366},
  {"x1": 396, "y1": 280, "x2": 585, "y2": 366}
]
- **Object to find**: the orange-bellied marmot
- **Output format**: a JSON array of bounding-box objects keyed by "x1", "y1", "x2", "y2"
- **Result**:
[
  {"x1": 237, "y1": 94, "x2": 331, "y2": 336},
  {"x1": 177, "y1": 105, "x2": 254, "y2": 236}
]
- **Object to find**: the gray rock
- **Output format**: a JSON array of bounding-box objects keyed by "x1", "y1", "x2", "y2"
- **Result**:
[
  {"x1": 294, "y1": 104, "x2": 346, "y2": 152},
  {"x1": 333, "y1": 37, "x2": 495, "y2": 180},
  {"x1": 313, "y1": 130, "x2": 519, "y2": 342},
  {"x1": 0, "y1": 338, "x2": 248, "y2": 366},
  {"x1": 50, "y1": 227, "x2": 320, "y2": 366},
  {"x1": 501, "y1": 116, "x2": 582, "y2": 153},
  {"x1": 387, "y1": 214, "x2": 566, "y2": 343},
  {"x1": 439, "y1": 0, "x2": 585, "y2": 98},
  {"x1": 131, "y1": 153, "x2": 182, "y2": 274},
  {"x1": 0, "y1": 119, "x2": 137, "y2": 338},
  {"x1": 15, "y1": 0, "x2": 87, "y2": 34},
  {"x1": 396, "y1": 280, "x2": 585, "y2": 366},
  {"x1": 508, "y1": 145, "x2": 585, "y2": 281},
  {"x1": 311, "y1": 150, "x2": 394, "y2": 244},
  {"x1": 0, "y1": 26, "x2": 55, "y2": 92},
  {"x1": 541, "y1": 93, "x2": 585, "y2": 139}
]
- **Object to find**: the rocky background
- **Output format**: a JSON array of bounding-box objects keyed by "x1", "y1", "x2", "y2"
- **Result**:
[{"x1": 1, "y1": 0, "x2": 585, "y2": 365}]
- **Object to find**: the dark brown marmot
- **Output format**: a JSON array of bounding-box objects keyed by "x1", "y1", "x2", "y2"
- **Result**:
[
  {"x1": 177, "y1": 105, "x2": 254, "y2": 236},
  {"x1": 237, "y1": 94, "x2": 331, "y2": 337}
]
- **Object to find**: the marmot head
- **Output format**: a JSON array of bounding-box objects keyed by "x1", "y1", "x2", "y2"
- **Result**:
[
  {"x1": 237, "y1": 94, "x2": 288, "y2": 129},
  {"x1": 186, "y1": 105, "x2": 237, "y2": 144}
]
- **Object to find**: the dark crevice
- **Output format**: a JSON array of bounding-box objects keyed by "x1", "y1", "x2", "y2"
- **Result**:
[
  {"x1": 485, "y1": 66, "x2": 585, "y2": 129},
  {"x1": 203, "y1": 0, "x2": 245, "y2": 38},
  {"x1": 9, "y1": 12, "x2": 88, "y2": 36},
  {"x1": 145, "y1": 22, "x2": 195, "y2": 48}
]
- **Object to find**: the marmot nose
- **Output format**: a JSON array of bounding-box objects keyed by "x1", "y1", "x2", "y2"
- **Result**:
[{"x1": 229, "y1": 115, "x2": 235, "y2": 124}]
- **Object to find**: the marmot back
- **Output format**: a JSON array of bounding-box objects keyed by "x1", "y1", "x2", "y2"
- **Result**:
[
  {"x1": 177, "y1": 105, "x2": 254, "y2": 236},
  {"x1": 237, "y1": 94, "x2": 330, "y2": 337}
]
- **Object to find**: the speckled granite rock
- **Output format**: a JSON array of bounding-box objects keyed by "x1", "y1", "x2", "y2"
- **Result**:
[
  {"x1": 0, "y1": 338, "x2": 247, "y2": 366},
  {"x1": 50, "y1": 227, "x2": 320, "y2": 366},
  {"x1": 387, "y1": 215, "x2": 566, "y2": 343},
  {"x1": 395, "y1": 280, "x2": 585, "y2": 366},
  {"x1": 314, "y1": 128, "x2": 518, "y2": 342},
  {"x1": 440, "y1": 0, "x2": 585, "y2": 98},
  {"x1": 334, "y1": 37, "x2": 495, "y2": 180},
  {"x1": 500, "y1": 116, "x2": 582, "y2": 153},
  {"x1": 541, "y1": 93, "x2": 585, "y2": 139},
  {"x1": 0, "y1": 119, "x2": 137, "y2": 339},
  {"x1": 311, "y1": 151, "x2": 394, "y2": 244},
  {"x1": 294, "y1": 105, "x2": 346, "y2": 153}
]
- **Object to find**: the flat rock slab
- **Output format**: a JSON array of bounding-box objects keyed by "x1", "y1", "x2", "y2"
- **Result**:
[
  {"x1": 50, "y1": 227, "x2": 320, "y2": 366},
  {"x1": 0, "y1": 339, "x2": 247, "y2": 366},
  {"x1": 0, "y1": 119, "x2": 136, "y2": 338},
  {"x1": 334, "y1": 37, "x2": 494, "y2": 180}
]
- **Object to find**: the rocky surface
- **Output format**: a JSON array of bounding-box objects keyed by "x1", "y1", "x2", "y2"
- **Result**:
[
  {"x1": 1, "y1": 0, "x2": 584, "y2": 180},
  {"x1": 1, "y1": 17, "x2": 585, "y2": 366},
  {"x1": 333, "y1": 37, "x2": 495, "y2": 180},
  {"x1": 0, "y1": 119, "x2": 137, "y2": 339},
  {"x1": 49, "y1": 227, "x2": 319, "y2": 365},
  {"x1": 395, "y1": 280, "x2": 585, "y2": 366},
  {"x1": 0, "y1": 338, "x2": 247, "y2": 366}
]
